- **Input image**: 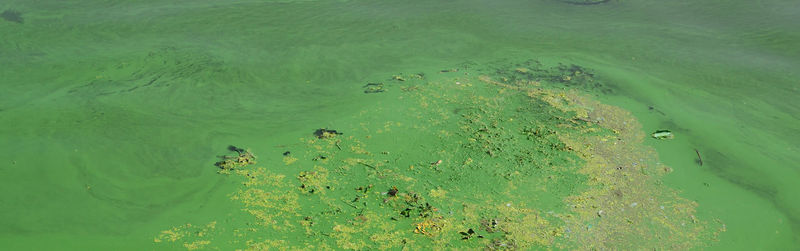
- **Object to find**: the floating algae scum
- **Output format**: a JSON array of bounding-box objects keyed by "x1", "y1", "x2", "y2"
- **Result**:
[
  {"x1": 2, "y1": 0, "x2": 798, "y2": 250},
  {"x1": 153, "y1": 61, "x2": 722, "y2": 249}
]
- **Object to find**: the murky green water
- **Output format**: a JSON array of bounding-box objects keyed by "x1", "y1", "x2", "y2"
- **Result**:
[{"x1": 1, "y1": 0, "x2": 797, "y2": 250}]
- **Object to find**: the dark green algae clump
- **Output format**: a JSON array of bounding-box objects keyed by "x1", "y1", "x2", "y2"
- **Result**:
[
  {"x1": 154, "y1": 61, "x2": 723, "y2": 250},
  {"x1": 1, "y1": 9, "x2": 24, "y2": 24}
]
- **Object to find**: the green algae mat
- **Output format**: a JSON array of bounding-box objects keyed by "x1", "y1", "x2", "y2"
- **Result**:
[
  {"x1": 1, "y1": 0, "x2": 798, "y2": 250},
  {"x1": 152, "y1": 63, "x2": 723, "y2": 249}
]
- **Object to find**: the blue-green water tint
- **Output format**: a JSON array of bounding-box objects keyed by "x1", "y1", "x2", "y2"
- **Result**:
[{"x1": 0, "y1": 0, "x2": 797, "y2": 249}]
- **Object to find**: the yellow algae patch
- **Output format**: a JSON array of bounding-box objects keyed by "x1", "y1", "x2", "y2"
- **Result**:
[
  {"x1": 349, "y1": 145, "x2": 371, "y2": 155},
  {"x1": 332, "y1": 224, "x2": 368, "y2": 250},
  {"x1": 244, "y1": 239, "x2": 290, "y2": 251},
  {"x1": 478, "y1": 73, "x2": 720, "y2": 249},
  {"x1": 550, "y1": 93, "x2": 716, "y2": 249},
  {"x1": 153, "y1": 61, "x2": 720, "y2": 250},
  {"x1": 282, "y1": 156, "x2": 298, "y2": 165},
  {"x1": 183, "y1": 240, "x2": 211, "y2": 250},
  {"x1": 429, "y1": 188, "x2": 447, "y2": 199},
  {"x1": 231, "y1": 168, "x2": 300, "y2": 231},
  {"x1": 154, "y1": 221, "x2": 218, "y2": 249},
  {"x1": 458, "y1": 197, "x2": 560, "y2": 250},
  {"x1": 154, "y1": 226, "x2": 185, "y2": 243},
  {"x1": 297, "y1": 166, "x2": 330, "y2": 194}
]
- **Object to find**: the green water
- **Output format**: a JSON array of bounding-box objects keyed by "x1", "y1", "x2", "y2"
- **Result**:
[{"x1": 1, "y1": 0, "x2": 797, "y2": 249}]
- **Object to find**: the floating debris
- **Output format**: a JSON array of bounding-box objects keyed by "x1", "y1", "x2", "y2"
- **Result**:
[
  {"x1": 651, "y1": 130, "x2": 674, "y2": 140},
  {"x1": 459, "y1": 228, "x2": 484, "y2": 240},
  {"x1": 214, "y1": 145, "x2": 256, "y2": 172},
  {"x1": 363, "y1": 82, "x2": 385, "y2": 93},
  {"x1": 387, "y1": 186, "x2": 399, "y2": 197},
  {"x1": 314, "y1": 128, "x2": 343, "y2": 139},
  {"x1": 648, "y1": 105, "x2": 667, "y2": 116},
  {"x1": 695, "y1": 149, "x2": 703, "y2": 166}
]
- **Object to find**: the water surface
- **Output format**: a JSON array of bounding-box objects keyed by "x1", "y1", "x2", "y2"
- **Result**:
[{"x1": 0, "y1": 0, "x2": 797, "y2": 249}]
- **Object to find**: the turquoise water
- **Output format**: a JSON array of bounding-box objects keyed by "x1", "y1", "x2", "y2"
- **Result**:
[{"x1": 1, "y1": 0, "x2": 797, "y2": 249}]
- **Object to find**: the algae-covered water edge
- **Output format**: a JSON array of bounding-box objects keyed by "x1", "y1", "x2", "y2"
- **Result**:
[{"x1": 1, "y1": 0, "x2": 798, "y2": 250}]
